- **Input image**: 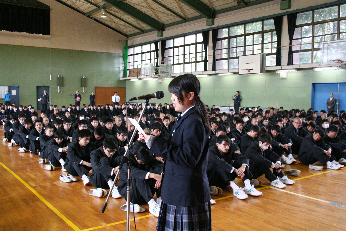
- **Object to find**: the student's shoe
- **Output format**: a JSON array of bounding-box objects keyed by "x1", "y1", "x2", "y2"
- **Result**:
[
  {"x1": 250, "y1": 179, "x2": 261, "y2": 187},
  {"x1": 60, "y1": 174, "x2": 72, "y2": 183},
  {"x1": 332, "y1": 160, "x2": 344, "y2": 168},
  {"x1": 7, "y1": 142, "x2": 14, "y2": 146},
  {"x1": 288, "y1": 154, "x2": 297, "y2": 162},
  {"x1": 244, "y1": 185, "x2": 262, "y2": 196},
  {"x1": 120, "y1": 203, "x2": 145, "y2": 213},
  {"x1": 18, "y1": 148, "x2": 27, "y2": 153},
  {"x1": 210, "y1": 186, "x2": 223, "y2": 196},
  {"x1": 111, "y1": 186, "x2": 122, "y2": 199},
  {"x1": 2, "y1": 138, "x2": 8, "y2": 142},
  {"x1": 282, "y1": 156, "x2": 293, "y2": 165},
  {"x1": 89, "y1": 188, "x2": 108, "y2": 198},
  {"x1": 280, "y1": 175, "x2": 295, "y2": 185},
  {"x1": 309, "y1": 164, "x2": 323, "y2": 171},
  {"x1": 66, "y1": 174, "x2": 77, "y2": 182},
  {"x1": 38, "y1": 158, "x2": 47, "y2": 164},
  {"x1": 233, "y1": 188, "x2": 248, "y2": 200},
  {"x1": 271, "y1": 178, "x2": 286, "y2": 189},
  {"x1": 339, "y1": 158, "x2": 346, "y2": 165},
  {"x1": 149, "y1": 203, "x2": 161, "y2": 217},
  {"x1": 82, "y1": 175, "x2": 91, "y2": 186},
  {"x1": 210, "y1": 198, "x2": 216, "y2": 205},
  {"x1": 284, "y1": 169, "x2": 301, "y2": 177},
  {"x1": 327, "y1": 161, "x2": 341, "y2": 170},
  {"x1": 44, "y1": 164, "x2": 55, "y2": 171},
  {"x1": 156, "y1": 197, "x2": 162, "y2": 206}
]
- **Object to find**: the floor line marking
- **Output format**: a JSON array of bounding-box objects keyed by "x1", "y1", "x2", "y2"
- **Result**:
[
  {"x1": 0, "y1": 161, "x2": 81, "y2": 231},
  {"x1": 272, "y1": 187, "x2": 330, "y2": 203},
  {"x1": 81, "y1": 214, "x2": 153, "y2": 231}
]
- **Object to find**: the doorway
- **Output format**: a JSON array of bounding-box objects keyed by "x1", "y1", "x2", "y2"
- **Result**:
[
  {"x1": 8, "y1": 86, "x2": 20, "y2": 106},
  {"x1": 36, "y1": 86, "x2": 50, "y2": 110},
  {"x1": 311, "y1": 83, "x2": 346, "y2": 113}
]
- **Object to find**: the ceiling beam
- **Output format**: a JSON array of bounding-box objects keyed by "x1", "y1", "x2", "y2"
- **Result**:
[
  {"x1": 152, "y1": 0, "x2": 186, "y2": 21},
  {"x1": 103, "y1": 0, "x2": 164, "y2": 31},
  {"x1": 240, "y1": 0, "x2": 248, "y2": 6},
  {"x1": 54, "y1": 0, "x2": 128, "y2": 37},
  {"x1": 178, "y1": 0, "x2": 214, "y2": 18}
]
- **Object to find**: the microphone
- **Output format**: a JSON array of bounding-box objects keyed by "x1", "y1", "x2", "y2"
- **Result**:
[{"x1": 129, "y1": 91, "x2": 164, "y2": 101}]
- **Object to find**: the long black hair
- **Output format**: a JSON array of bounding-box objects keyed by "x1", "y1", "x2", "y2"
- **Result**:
[{"x1": 168, "y1": 74, "x2": 210, "y2": 135}]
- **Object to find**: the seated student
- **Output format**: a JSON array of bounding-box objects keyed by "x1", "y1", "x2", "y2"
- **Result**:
[
  {"x1": 28, "y1": 118, "x2": 44, "y2": 155},
  {"x1": 244, "y1": 133, "x2": 295, "y2": 189},
  {"x1": 209, "y1": 117, "x2": 219, "y2": 137},
  {"x1": 103, "y1": 118, "x2": 117, "y2": 137},
  {"x1": 17, "y1": 118, "x2": 33, "y2": 152},
  {"x1": 240, "y1": 125, "x2": 260, "y2": 153},
  {"x1": 209, "y1": 125, "x2": 227, "y2": 148},
  {"x1": 207, "y1": 135, "x2": 262, "y2": 200},
  {"x1": 126, "y1": 120, "x2": 138, "y2": 142},
  {"x1": 90, "y1": 126, "x2": 106, "y2": 149},
  {"x1": 88, "y1": 117, "x2": 99, "y2": 133},
  {"x1": 8, "y1": 113, "x2": 26, "y2": 146},
  {"x1": 284, "y1": 117, "x2": 304, "y2": 154},
  {"x1": 302, "y1": 121, "x2": 317, "y2": 137},
  {"x1": 3, "y1": 113, "x2": 17, "y2": 142},
  {"x1": 53, "y1": 119, "x2": 63, "y2": 132},
  {"x1": 71, "y1": 120, "x2": 88, "y2": 143},
  {"x1": 139, "y1": 115, "x2": 150, "y2": 129},
  {"x1": 231, "y1": 117, "x2": 246, "y2": 145},
  {"x1": 42, "y1": 117, "x2": 50, "y2": 128},
  {"x1": 161, "y1": 116, "x2": 172, "y2": 141},
  {"x1": 269, "y1": 125, "x2": 296, "y2": 165},
  {"x1": 116, "y1": 127, "x2": 128, "y2": 155},
  {"x1": 44, "y1": 131, "x2": 70, "y2": 172},
  {"x1": 88, "y1": 137, "x2": 123, "y2": 198},
  {"x1": 118, "y1": 144, "x2": 162, "y2": 216},
  {"x1": 321, "y1": 119, "x2": 330, "y2": 132},
  {"x1": 322, "y1": 125, "x2": 346, "y2": 165},
  {"x1": 63, "y1": 129, "x2": 94, "y2": 185},
  {"x1": 298, "y1": 127, "x2": 342, "y2": 171},
  {"x1": 57, "y1": 118, "x2": 73, "y2": 143},
  {"x1": 38, "y1": 124, "x2": 55, "y2": 164}
]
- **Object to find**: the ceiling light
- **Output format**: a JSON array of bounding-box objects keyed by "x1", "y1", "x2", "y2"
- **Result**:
[
  {"x1": 101, "y1": 9, "x2": 106, "y2": 18},
  {"x1": 313, "y1": 67, "x2": 340, "y2": 71}
]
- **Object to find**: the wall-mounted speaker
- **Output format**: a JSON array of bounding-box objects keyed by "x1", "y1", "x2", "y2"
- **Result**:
[
  {"x1": 57, "y1": 75, "x2": 63, "y2": 87},
  {"x1": 81, "y1": 76, "x2": 87, "y2": 87}
]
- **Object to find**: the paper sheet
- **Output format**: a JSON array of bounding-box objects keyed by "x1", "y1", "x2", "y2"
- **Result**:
[{"x1": 128, "y1": 118, "x2": 145, "y2": 135}]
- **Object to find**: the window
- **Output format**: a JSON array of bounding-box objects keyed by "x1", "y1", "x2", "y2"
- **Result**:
[
  {"x1": 293, "y1": 4, "x2": 346, "y2": 64},
  {"x1": 127, "y1": 43, "x2": 157, "y2": 70},
  {"x1": 215, "y1": 19, "x2": 277, "y2": 70},
  {"x1": 164, "y1": 33, "x2": 205, "y2": 73}
]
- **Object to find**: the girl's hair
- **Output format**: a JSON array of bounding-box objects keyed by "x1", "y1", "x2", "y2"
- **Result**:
[{"x1": 168, "y1": 74, "x2": 210, "y2": 135}]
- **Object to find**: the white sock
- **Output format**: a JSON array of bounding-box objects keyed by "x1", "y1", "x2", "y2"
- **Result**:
[
  {"x1": 108, "y1": 179, "x2": 114, "y2": 188},
  {"x1": 59, "y1": 158, "x2": 65, "y2": 166},
  {"x1": 82, "y1": 174, "x2": 88, "y2": 179},
  {"x1": 148, "y1": 198, "x2": 156, "y2": 207},
  {"x1": 230, "y1": 181, "x2": 239, "y2": 191},
  {"x1": 244, "y1": 179, "x2": 251, "y2": 189}
]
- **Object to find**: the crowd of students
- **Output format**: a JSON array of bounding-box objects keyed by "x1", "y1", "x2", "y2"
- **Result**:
[{"x1": 1, "y1": 102, "x2": 346, "y2": 215}]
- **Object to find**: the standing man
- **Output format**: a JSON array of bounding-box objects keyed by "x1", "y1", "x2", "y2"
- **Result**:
[
  {"x1": 232, "y1": 91, "x2": 241, "y2": 114},
  {"x1": 326, "y1": 92, "x2": 336, "y2": 114},
  {"x1": 111, "y1": 92, "x2": 120, "y2": 107},
  {"x1": 4, "y1": 90, "x2": 11, "y2": 106},
  {"x1": 89, "y1": 92, "x2": 95, "y2": 106},
  {"x1": 75, "y1": 90, "x2": 82, "y2": 107},
  {"x1": 41, "y1": 90, "x2": 49, "y2": 113}
]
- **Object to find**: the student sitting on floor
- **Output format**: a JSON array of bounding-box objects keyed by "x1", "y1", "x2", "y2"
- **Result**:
[
  {"x1": 240, "y1": 125, "x2": 260, "y2": 153},
  {"x1": 38, "y1": 124, "x2": 55, "y2": 164},
  {"x1": 8, "y1": 113, "x2": 26, "y2": 147},
  {"x1": 90, "y1": 126, "x2": 106, "y2": 149},
  {"x1": 299, "y1": 127, "x2": 343, "y2": 171},
  {"x1": 207, "y1": 135, "x2": 262, "y2": 200},
  {"x1": 209, "y1": 125, "x2": 227, "y2": 148},
  {"x1": 57, "y1": 118, "x2": 73, "y2": 143},
  {"x1": 269, "y1": 125, "x2": 296, "y2": 165},
  {"x1": 117, "y1": 143, "x2": 163, "y2": 216},
  {"x1": 44, "y1": 131, "x2": 70, "y2": 172},
  {"x1": 322, "y1": 125, "x2": 346, "y2": 165},
  {"x1": 63, "y1": 129, "x2": 94, "y2": 185},
  {"x1": 244, "y1": 133, "x2": 295, "y2": 189},
  {"x1": 71, "y1": 120, "x2": 88, "y2": 143},
  {"x1": 17, "y1": 118, "x2": 33, "y2": 153},
  {"x1": 28, "y1": 118, "x2": 44, "y2": 155},
  {"x1": 3, "y1": 113, "x2": 17, "y2": 142},
  {"x1": 89, "y1": 137, "x2": 123, "y2": 198}
]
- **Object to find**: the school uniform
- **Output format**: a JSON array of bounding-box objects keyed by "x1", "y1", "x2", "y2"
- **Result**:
[
  {"x1": 39, "y1": 134, "x2": 54, "y2": 160},
  {"x1": 4, "y1": 120, "x2": 15, "y2": 141},
  {"x1": 231, "y1": 128, "x2": 246, "y2": 146},
  {"x1": 284, "y1": 124, "x2": 304, "y2": 154},
  {"x1": 298, "y1": 133, "x2": 333, "y2": 165},
  {"x1": 18, "y1": 126, "x2": 31, "y2": 149},
  {"x1": 322, "y1": 135, "x2": 346, "y2": 161},
  {"x1": 148, "y1": 107, "x2": 211, "y2": 230},
  {"x1": 47, "y1": 139, "x2": 69, "y2": 167},
  {"x1": 74, "y1": 93, "x2": 82, "y2": 107},
  {"x1": 240, "y1": 133, "x2": 257, "y2": 153},
  {"x1": 90, "y1": 134, "x2": 105, "y2": 149},
  {"x1": 64, "y1": 141, "x2": 94, "y2": 177},
  {"x1": 28, "y1": 129, "x2": 43, "y2": 155}
]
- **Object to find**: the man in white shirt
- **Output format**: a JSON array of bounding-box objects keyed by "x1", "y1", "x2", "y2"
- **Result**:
[{"x1": 112, "y1": 92, "x2": 120, "y2": 106}]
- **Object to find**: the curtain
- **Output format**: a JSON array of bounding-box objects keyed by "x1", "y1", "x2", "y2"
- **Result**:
[
  {"x1": 0, "y1": 3, "x2": 50, "y2": 35},
  {"x1": 287, "y1": 13, "x2": 298, "y2": 65},
  {"x1": 123, "y1": 41, "x2": 128, "y2": 78},
  {"x1": 160, "y1": 40, "x2": 166, "y2": 64},
  {"x1": 202, "y1": 31, "x2": 209, "y2": 71},
  {"x1": 212, "y1": 29, "x2": 218, "y2": 71},
  {"x1": 273, "y1": 16, "x2": 283, "y2": 66}
]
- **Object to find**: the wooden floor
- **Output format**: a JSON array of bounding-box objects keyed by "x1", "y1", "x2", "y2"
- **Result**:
[{"x1": 0, "y1": 127, "x2": 345, "y2": 231}]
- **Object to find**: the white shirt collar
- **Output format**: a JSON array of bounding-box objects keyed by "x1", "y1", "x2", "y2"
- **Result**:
[{"x1": 180, "y1": 105, "x2": 195, "y2": 118}]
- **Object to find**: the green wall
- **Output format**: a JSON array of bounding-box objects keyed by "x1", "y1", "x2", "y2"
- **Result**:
[
  {"x1": 125, "y1": 70, "x2": 346, "y2": 110},
  {"x1": 0, "y1": 44, "x2": 125, "y2": 107}
]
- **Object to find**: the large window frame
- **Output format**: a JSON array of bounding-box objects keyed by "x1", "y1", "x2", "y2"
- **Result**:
[{"x1": 127, "y1": 43, "x2": 157, "y2": 70}]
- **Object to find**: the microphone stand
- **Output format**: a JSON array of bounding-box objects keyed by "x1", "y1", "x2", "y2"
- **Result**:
[{"x1": 102, "y1": 98, "x2": 150, "y2": 231}]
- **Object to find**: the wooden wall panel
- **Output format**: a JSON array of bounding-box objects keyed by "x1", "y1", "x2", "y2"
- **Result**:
[{"x1": 95, "y1": 87, "x2": 126, "y2": 105}]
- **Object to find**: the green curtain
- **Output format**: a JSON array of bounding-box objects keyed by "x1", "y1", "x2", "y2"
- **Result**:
[{"x1": 123, "y1": 40, "x2": 128, "y2": 78}]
